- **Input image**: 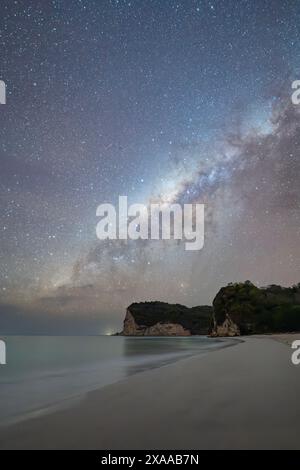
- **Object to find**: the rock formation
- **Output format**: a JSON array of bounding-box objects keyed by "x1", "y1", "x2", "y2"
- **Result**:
[
  {"x1": 121, "y1": 302, "x2": 212, "y2": 336},
  {"x1": 212, "y1": 281, "x2": 300, "y2": 336},
  {"x1": 118, "y1": 281, "x2": 300, "y2": 337},
  {"x1": 210, "y1": 314, "x2": 240, "y2": 337}
]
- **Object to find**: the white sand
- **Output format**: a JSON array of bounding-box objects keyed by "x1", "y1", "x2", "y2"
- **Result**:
[
  {"x1": 0, "y1": 336, "x2": 299, "y2": 449},
  {"x1": 262, "y1": 333, "x2": 300, "y2": 346}
]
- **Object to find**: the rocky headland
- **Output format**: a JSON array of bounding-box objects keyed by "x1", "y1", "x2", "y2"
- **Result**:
[
  {"x1": 120, "y1": 302, "x2": 213, "y2": 336},
  {"x1": 118, "y1": 281, "x2": 300, "y2": 337}
]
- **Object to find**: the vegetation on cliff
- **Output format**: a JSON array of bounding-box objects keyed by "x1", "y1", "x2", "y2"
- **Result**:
[
  {"x1": 213, "y1": 281, "x2": 300, "y2": 334},
  {"x1": 127, "y1": 302, "x2": 213, "y2": 335},
  {"x1": 122, "y1": 282, "x2": 300, "y2": 336}
]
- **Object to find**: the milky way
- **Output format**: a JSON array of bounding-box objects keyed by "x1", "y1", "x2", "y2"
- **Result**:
[{"x1": 0, "y1": 1, "x2": 299, "y2": 334}]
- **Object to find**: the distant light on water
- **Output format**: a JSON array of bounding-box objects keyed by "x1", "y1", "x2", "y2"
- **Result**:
[{"x1": 104, "y1": 328, "x2": 114, "y2": 336}]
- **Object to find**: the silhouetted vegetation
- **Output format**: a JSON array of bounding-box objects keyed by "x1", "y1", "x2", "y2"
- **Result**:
[
  {"x1": 213, "y1": 281, "x2": 300, "y2": 334},
  {"x1": 129, "y1": 302, "x2": 213, "y2": 335},
  {"x1": 127, "y1": 282, "x2": 300, "y2": 336}
]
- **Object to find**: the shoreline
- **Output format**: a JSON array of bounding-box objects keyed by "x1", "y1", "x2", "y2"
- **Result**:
[
  {"x1": 257, "y1": 333, "x2": 300, "y2": 346},
  {"x1": 0, "y1": 335, "x2": 299, "y2": 449},
  {"x1": 0, "y1": 336, "x2": 238, "y2": 428}
]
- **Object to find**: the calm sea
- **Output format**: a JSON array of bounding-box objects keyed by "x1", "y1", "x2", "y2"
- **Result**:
[{"x1": 0, "y1": 335, "x2": 232, "y2": 425}]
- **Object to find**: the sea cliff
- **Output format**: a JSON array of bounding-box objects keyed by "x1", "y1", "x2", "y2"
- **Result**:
[
  {"x1": 118, "y1": 281, "x2": 300, "y2": 337},
  {"x1": 120, "y1": 302, "x2": 213, "y2": 336},
  {"x1": 212, "y1": 281, "x2": 300, "y2": 336}
]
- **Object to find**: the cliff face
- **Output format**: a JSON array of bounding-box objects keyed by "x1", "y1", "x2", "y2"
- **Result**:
[
  {"x1": 212, "y1": 281, "x2": 300, "y2": 336},
  {"x1": 121, "y1": 302, "x2": 212, "y2": 336},
  {"x1": 123, "y1": 309, "x2": 141, "y2": 335},
  {"x1": 122, "y1": 310, "x2": 191, "y2": 336},
  {"x1": 119, "y1": 281, "x2": 300, "y2": 337},
  {"x1": 211, "y1": 314, "x2": 240, "y2": 337}
]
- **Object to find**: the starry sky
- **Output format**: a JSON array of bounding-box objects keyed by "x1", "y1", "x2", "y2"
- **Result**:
[{"x1": 0, "y1": 0, "x2": 300, "y2": 334}]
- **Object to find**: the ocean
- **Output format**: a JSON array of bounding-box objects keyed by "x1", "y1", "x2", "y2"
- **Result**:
[{"x1": 0, "y1": 335, "x2": 230, "y2": 425}]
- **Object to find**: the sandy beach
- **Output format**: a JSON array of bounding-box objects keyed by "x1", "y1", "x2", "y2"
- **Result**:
[
  {"x1": 264, "y1": 333, "x2": 300, "y2": 347},
  {"x1": 0, "y1": 336, "x2": 299, "y2": 450}
]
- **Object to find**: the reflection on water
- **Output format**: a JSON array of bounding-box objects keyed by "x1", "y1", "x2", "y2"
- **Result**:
[
  {"x1": 122, "y1": 336, "x2": 225, "y2": 375},
  {"x1": 0, "y1": 335, "x2": 232, "y2": 425},
  {"x1": 123, "y1": 335, "x2": 222, "y2": 356}
]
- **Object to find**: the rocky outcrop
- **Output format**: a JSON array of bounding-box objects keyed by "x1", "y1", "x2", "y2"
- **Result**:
[
  {"x1": 145, "y1": 322, "x2": 190, "y2": 336},
  {"x1": 121, "y1": 302, "x2": 212, "y2": 336},
  {"x1": 212, "y1": 281, "x2": 300, "y2": 335},
  {"x1": 119, "y1": 281, "x2": 300, "y2": 337},
  {"x1": 122, "y1": 309, "x2": 141, "y2": 335},
  {"x1": 122, "y1": 309, "x2": 191, "y2": 336},
  {"x1": 211, "y1": 314, "x2": 240, "y2": 337}
]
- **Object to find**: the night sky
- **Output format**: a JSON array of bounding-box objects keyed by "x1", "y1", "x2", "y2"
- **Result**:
[{"x1": 0, "y1": 0, "x2": 300, "y2": 334}]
